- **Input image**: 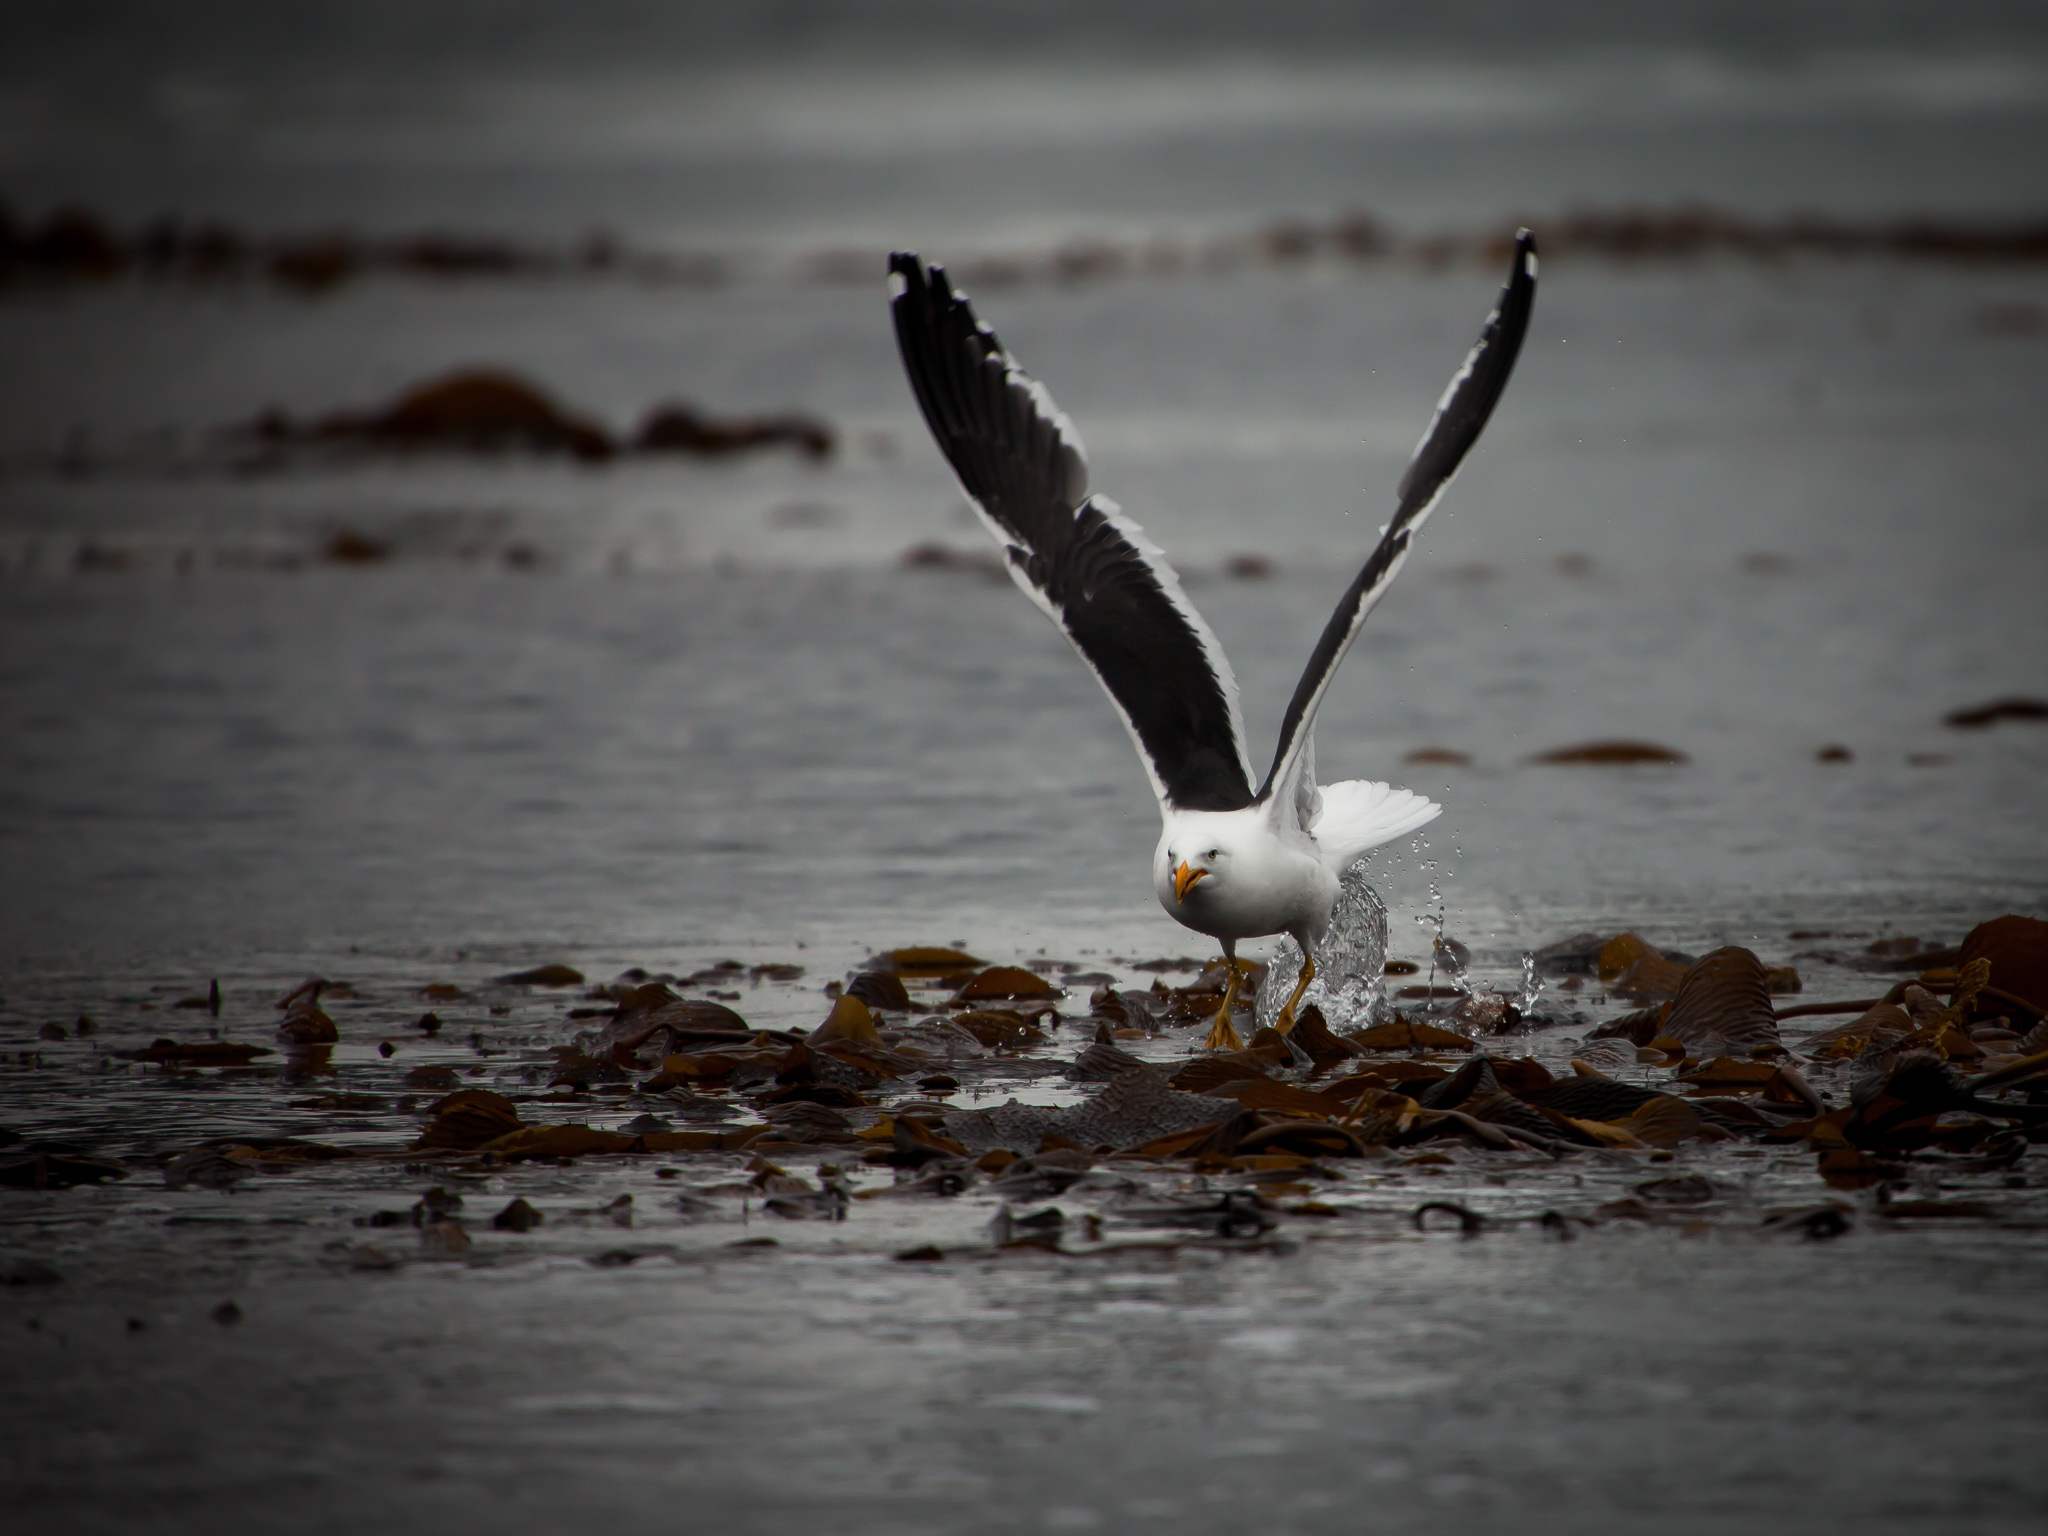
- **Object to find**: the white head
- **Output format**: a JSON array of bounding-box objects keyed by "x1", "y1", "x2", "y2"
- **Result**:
[{"x1": 1154, "y1": 805, "x2": 1280, "y2": 915}]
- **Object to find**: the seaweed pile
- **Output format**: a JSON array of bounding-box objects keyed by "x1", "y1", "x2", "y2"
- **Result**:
[
  {"x1": 245, "y1": 369, "x2": 836, "y2": 465},
  {"x1": 6, "y1": 199, "x2": 2047, "y2": 300},
  {"x1": 4, "y1": 916, "x2": 2044, "y2": 1277}
]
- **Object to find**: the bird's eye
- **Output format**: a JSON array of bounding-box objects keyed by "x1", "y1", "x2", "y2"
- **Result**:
[{"x1": 1205, "y1": 848, "x2": 1220, "y2": 859}]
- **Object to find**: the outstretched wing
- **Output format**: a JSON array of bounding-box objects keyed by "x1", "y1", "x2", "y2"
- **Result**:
[
  {"x1": 1258, "y1": 230, "x2": 1539, "y2": 806},
  {"x1": 889, "y1": 253, "x2": 1256, "y2": 812}
]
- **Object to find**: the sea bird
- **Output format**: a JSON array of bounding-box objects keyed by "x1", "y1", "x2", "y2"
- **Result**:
[{"x1": 888, "y1": 233, "x2": 1537, "y2": 1048}]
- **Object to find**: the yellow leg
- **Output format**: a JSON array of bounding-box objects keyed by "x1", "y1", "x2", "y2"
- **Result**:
[
  {"x1": 1274, "y1": 956, "x2": 1317, "y2": 1036},
  {"x1": 1202, "y1": 958, "x2": 1246, "y2": 1051}
]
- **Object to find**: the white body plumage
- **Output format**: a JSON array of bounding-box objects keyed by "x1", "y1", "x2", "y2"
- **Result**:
[{"x1": 1154, "y1": 777, "x2": 1441, "y2": 956}]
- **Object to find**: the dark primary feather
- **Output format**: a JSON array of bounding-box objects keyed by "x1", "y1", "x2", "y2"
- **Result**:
[
  {"x1": 1258, "y1": 230, "x2": 1538, "y2": 804},
  {"x1": 889, "y1": 253, "x2": 1254, "y2": 811}
]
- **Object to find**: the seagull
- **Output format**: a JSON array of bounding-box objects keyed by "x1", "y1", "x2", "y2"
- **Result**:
[{"x1": 889, "y1": 232, "x2": 1537, "y2": 1050}]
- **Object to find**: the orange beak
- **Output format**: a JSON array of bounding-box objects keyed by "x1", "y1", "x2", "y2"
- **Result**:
[{"x1": 1173, "y1": 860, "x2": 1208, "y2": 902}]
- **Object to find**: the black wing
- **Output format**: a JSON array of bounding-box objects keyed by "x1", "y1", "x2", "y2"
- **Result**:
[
  {"x1": 889, "y1": 253, "x2": 1255, "y2": 812},
  {"x1": 1258, "y1": 230, "x2": 1539, "y2": 805}
]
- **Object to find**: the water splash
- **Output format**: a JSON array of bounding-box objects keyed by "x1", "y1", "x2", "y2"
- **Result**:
[
  {"x1": 1254, "y1": 862, "x2": 1388, "y2": 1033},
  {"x1": 1519, "y1": 952, "x2": 1544, "y2": 1012}
]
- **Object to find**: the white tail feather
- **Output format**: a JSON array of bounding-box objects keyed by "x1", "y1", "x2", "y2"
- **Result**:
[{"x1": 1310, "y1": 779, "x2": 1441, "y2": 870}]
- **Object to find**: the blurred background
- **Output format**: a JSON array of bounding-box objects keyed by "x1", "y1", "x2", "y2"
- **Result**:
[{"x1": 1, "y1": 0, "x2": 2044, "y2": 989}]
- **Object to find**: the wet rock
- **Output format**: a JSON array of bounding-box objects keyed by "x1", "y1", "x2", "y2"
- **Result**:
[
  {"x1": 212, "y1": 1300, "x2": 244, "y2": 1326},
  {"x1": 1528, "y1": 740, "x2": 1689, "y2": 765},
  {"x1": 403, "y1": 1065, "x2": 462, "y2": 1090},
  {"x1": 1404, "y1": 747, "x2": 1471, "y2": 766},
  {"x1": 633, "y1": 402, "x2": 834, "y2": 460},
  {"x1": 3, "y1": 1258, "x2": 64, "y2": 1286}
]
